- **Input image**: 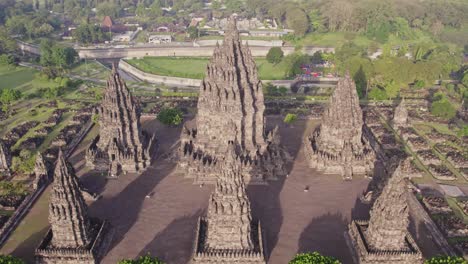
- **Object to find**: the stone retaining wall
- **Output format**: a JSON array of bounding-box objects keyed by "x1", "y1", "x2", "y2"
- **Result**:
[{"x1": 119, "y1": 59, "x2": 201, "y2": 87}]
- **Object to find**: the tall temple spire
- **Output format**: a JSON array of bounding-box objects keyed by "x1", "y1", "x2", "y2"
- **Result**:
[
  {"x1": 205, "y1": 144, "x2": 254, "y2": 250},
  {"x1": 36, "y1": 149, "x2": 113, "y2": 263},
  {"x1": 347, "y1": 161, "x2": 422, "y2": 263},
  {"x1": 178, "y1": 16, "x2": 286, "y2": 185},
  {"x1": 304, "y1": 72, "x2": 374, "y2": 179},
  {"x1": 191, "y1": 143, "x2": 266, "y2": 263},
  {"x1": 49, "y1": 149, "x2": 91, "y2": 248},
  {"x1": 86, "y1": 65, "x2": 153, "y2": 177},
  {"x1": 366, "y1": 162, "x2": 409, "y2": 250}
]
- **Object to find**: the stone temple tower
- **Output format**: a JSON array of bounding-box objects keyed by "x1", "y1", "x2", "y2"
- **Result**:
[
  {"x1": 0, "y1": 140, "x2": 11, "y2": 176},
  {"x1": 347, "y1": 161, "x2": 423, "y2": 264},
  {"x1": 86, "y1": 65, "x2": 153, "y2": 177},
  {"x1": 179, "y1": 17, "x2": 286, "y2": 185},
  {"x1": 191, "y1": 144, "x2": 266, "y2": 263},
  {"x1": 35, "y1": 149, "x2": 112, "y2": 264},
  {"x1": 304, "y1": 72, "x2": 374, "y2": 179},
  {"x1": 393, "y1": 98, "x2": 409, "y2": 129}
]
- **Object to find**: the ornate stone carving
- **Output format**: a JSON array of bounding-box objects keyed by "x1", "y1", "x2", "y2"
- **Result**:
[
  {"x1": 0, "y1": 140, "x2": 11, "y2": 176},
  {"x1": 33, "y1": 152, "x2": 49, "y2": 189},
  {"x1": 178, "y1": 17, "x2": 286, "y2": 185},
  {"x1": 393, "y1": 98, "x2": 409, "y2": 129},
  {"x1": 86, "y1": 65, "x2": 154, "y2": 177},
  {"x1": 191, "y1": 144, "x2": 266, "y2": 263},
  {"x1": 35, "y1": 149, "x2": 113, "y2": 264},
  {"x1": 304, "y1": 73, "x2": 375, "y2": 179},
  {"x1": 347, "y1": 161, "x2": 423, "y2": 264}
]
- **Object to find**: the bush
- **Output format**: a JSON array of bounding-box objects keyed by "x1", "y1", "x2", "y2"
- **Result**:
[
  {"x1": 284, "y1": 113, "x2": 298, "y2": 124},
  {"x1": 431, "y1": 98, "x2": 457, "y2": 120},
  {"x1": 368, "y1": 87, "x2": 388, "y2": 100},
  {"x1": 119, "y1": 254, "x2": 164, "y2": 264},
  {"x1": 11, "y1": 149, "x2": 36, "y2": 175},
  {"x1": 414, "y1": 79, "x2": 426, "y2": 89},
  {"x1": 289, "y1": 252, "x2": 341, "y2": 264},
  {"x1": 457, "y1": 125, "x2": 468, "y2": 137},
  {"x1": 0, "y1": 255, "x2": 25, "y2": 264},
  {"x1": 263, "y1": 83, "x2": 288, "y2": 96},
  {"x1": 424, "y1": 255, "x2": 467, "y2": 264},
  {"x1": 157, "y1": 108, "x2": 183, "y2": 126},
  {"x1": 0, "y1": 54, "x2": 17, "y2": 66},
  {"x1": 266, "y1": 47, "x2": 284, "y2": 64}
]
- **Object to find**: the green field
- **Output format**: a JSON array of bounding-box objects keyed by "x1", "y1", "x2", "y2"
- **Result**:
[
  {"x1": 0, "y1": 65, "x2": 61, "y2": 97},
  {"x1": 126, "y1": 57, "x2": 289, "y2": 80}
]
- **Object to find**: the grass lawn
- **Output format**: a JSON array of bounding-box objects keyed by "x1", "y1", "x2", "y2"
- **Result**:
[
  {"x1": 69, "y1": 60, "x2": 110, "y2": 80},
  {"x1": 295, "y1": 32, "x2": 375, "y2": 48},
  {"x1": 0, "y1": 65, "x2": 62, "y2": 98},
  {"x1": 125, "y1": 57, "x2": 289, "y2": 80}
]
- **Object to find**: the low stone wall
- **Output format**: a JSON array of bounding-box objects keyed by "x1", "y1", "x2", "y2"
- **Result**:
[
  {"x1": 195, "y1": 39, "x2": 283, "y2": 47},
  {"x1": 119, "y1": 59, "x2": 201, "y2": 87},
  {"x1": 16, "y1": 40, "x2": 335, "y2": 60}
]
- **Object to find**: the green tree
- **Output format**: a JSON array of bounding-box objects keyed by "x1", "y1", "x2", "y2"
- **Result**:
[
  {"x1": 368, "y1": 87, "x2": 388, "y2": 100},
  {"x1": 0, "y1": 54, "x2": 17, "y2": 66},
  {"x1": 0, "y1": 254, "x2": 25, "y2": 264},
  {"x1": 187, "y1": 26, "x2": 199, "y2": 40},
  {"x1": 266, "y1": 47, "x2": 284, "y2": 64},
  {"x1": 461, "y1": 70, "x2": 468, "y2": 88},
  {"x1": 119, "y1": 254, "x2": 164, "y2": 264},
  {"x1": 0, "y1": 88, "x2": 22, "y2": 112},
  {"x1": 285, "y1": 7, "x2": 309, "y2": 37},
  {"x1": 431, "y1": 98, "x2": 457, "y2": 120},
  {"x1": 73, "y1": 24, "x2": 106, "y2": 44},
  {"x1": 353, "y1": 66, "x2": 367, "y2": 98},
  {"x1": 11, "y1": 149, "x2": 36, "y2": 174},
  {"x1": 96, "y1": 2, "x2": 121, "y2": 18},
  {"x1": 424, "y1": 255, "x2": 467, "y2": 264},
  {"x1": 284, "y1": 113, "x2": 297, "y2": 125},
  {"x1": 308, "y1": 9, "x2": 325, "y2": 32},
  {"x1": 289, "y1": 252, "x2": 341, "y2": 264},
  {"x1": 157, "y1": 108, "x2": 183, "y2": 126}
]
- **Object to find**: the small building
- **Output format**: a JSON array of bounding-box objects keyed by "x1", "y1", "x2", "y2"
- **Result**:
[
  {"x1": 112, "y1": 30, "x2": 140, "y2": 42},
  {"x1": 148, "y1": 35, "x2": 172, "y2": 44}
]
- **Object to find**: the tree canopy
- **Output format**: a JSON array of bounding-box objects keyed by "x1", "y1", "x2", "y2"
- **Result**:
[
  {"x1": 289, "y1": 252, "x2": 341, "y2": 264},
  {"x1": 119, "y1": 255, "x2": 165, "y2": 264}
]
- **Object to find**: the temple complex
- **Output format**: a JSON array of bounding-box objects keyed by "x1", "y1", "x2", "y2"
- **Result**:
[
  {"x1": 178, "y1": 17, "x2": 286, "y2": 185},
  {"x1": 0, "y1": 140, "x2": 11, "y2": 176},
  {"x1": 347, "y1": 161, "x2": 423, "y2": 264},
  {"x1": 393, "y1": 98, "x2": 409, "y2": 129},
  {"x1": 304, "y1": 73, "x2": 374, "y2": 179},
  {"x1": 33, "y1": 152, "x2": 49, "y2": 189},
  {"x1": 35, "y1": 149, "x2": 112, "y2": 264},
  {"x1": 191, "y1": 144, "x2": 266, "y2": 263},
  {"x1": 86, "y1": 65, "x2": 153, "y2": 178}
]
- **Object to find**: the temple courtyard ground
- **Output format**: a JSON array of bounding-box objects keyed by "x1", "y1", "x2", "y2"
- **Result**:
[{"x1": 1, "y1": 117, "x2": 442, "y2": 263}]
